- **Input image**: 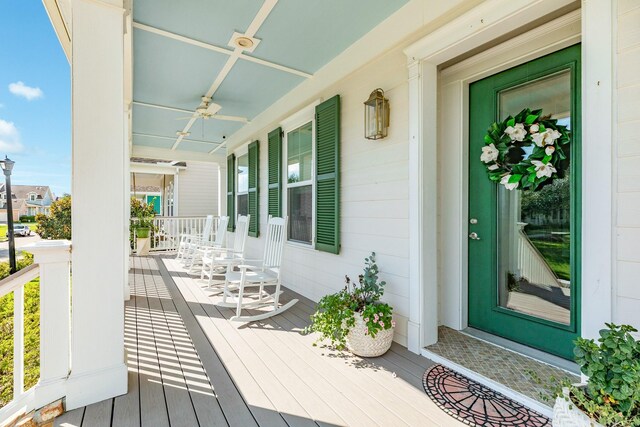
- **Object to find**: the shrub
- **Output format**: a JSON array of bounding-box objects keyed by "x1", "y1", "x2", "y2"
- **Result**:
[
  {"x1": 36, "y1": 195, "x2": 71, "y2": 240},
  {"x1": 19, "y1": 216, "x2": 35, "y2": 223}
]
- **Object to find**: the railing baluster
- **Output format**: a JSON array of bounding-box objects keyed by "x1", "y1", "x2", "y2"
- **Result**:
[{"x1": 13, "y1": 287, "x2": 24, "y2": 399}]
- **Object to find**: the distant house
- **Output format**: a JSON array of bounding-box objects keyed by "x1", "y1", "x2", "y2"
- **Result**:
[{"x1": 0, "y1": 184, "x2": 56, "y2": 222}]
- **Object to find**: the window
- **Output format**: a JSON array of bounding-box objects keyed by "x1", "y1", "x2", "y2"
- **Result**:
[
  {"x1": 285, "y1": 121, "x2": 313, "y2": 244},
  {"x1": 29, "y1": 193, "x2": 36, "y2": 201},
  {"x1": 236, "y1": 153, "x2": 249, "y2": 216}
]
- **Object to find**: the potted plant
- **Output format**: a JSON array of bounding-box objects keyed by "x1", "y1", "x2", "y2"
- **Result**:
[
  {"x1": 130, "y1": 197, "x2": 156, "y2": 255},
  {"x1": 551, "y1": 323, "x2": 640, "y2": 427},
  {"x1": 305, "y1": 252, "x2": 395, "y2": 357}
]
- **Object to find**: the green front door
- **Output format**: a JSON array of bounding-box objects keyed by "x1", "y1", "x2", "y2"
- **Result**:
[{"x1": 468, "y1": 44, "x2": 581, "y2": 360}]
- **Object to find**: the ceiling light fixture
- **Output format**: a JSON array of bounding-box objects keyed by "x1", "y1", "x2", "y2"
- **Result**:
[{"x1": 235, "y1": 36, "x2": 254, "y2": 49}]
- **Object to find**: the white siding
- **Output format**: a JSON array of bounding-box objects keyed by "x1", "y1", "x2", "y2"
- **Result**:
[
  {"x1": 614, "y1": 0, "x2": 640, "y2": 327},
  {"x1": 177, "y1": 161, "x2": 220, "y2": 217},
  {"x1": 234, "y1": 48, "x2": 412, "y2": 346}
]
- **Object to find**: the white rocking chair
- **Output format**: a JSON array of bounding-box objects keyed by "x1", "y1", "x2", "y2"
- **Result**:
[
  {"x1": 176, "y1": 215, "x2": 215, "y2": 260},
  {"x1": 183, "y1": 216, "x2": 228, "y2": 271},
  {"x1": 219, "y1": 216, "x2": 298, "y2": 323},
  {"x1": 200, "y1": 215, "x2": 250, "y2": 289}
]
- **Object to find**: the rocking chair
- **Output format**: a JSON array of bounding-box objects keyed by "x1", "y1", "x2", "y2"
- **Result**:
[
  {"x1": 218, "y1": 216, "x2": 298, "y2": 322},
  {"x1": 183, "y1": 216, "x2": 228, "y2": 271},
  {"x1": 176, "y1": 214, "x2": 215, "y2": 260},
  {"x1": 200, "y1": 214, "x2": 250, "y2": 288}
]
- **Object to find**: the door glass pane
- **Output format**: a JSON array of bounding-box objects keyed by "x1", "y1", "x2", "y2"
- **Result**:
[{"x1": 497, "y1": 70, "x2": 572, "y2": 325}]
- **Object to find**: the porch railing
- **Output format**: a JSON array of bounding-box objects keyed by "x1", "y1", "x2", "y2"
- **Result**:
[
  {"x1": 0, "y1": 241, "x2": 71, "y2": 424},
  {"x1": 131, "y1": 216, "x2": 219, "y2": 252},
  {"x1": 516, "y1": 223, "x2": 563, "y2": 289}
]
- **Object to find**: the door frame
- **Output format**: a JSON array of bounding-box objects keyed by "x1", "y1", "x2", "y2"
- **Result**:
[{"x1": 403, "y1": 0, "x2": 614, "y2": 353}]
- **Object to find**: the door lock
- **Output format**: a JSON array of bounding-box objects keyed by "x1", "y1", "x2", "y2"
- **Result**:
[
  {"x1": 469, "y1": 232, "x2": 480, "y2": 240},
  {"x1": 470, "y1": 218, "x2": 478, "y2": 224}
]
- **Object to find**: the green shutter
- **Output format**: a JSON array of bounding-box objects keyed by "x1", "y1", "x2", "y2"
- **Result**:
[
  {"x1": 248, "y1": 140, "x2": 259, "y2": 237},
  {"x1": 267, "y1": 127, "x2": 282, "y2": 218},
  {"x1": 226, "y1": 154, "x2": 235, "y2": 231},
  {"x1": 315, "y1": 95, "x2": 340, "y2": 254}
]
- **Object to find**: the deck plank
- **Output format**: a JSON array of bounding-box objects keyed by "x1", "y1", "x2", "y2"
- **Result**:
[
  {"x1": 145, "y1": 258, "x2": 229, "y2": 427},
  {"x1": 140, "y1": 258, "x2": 199, "y2": 427},
  {"x1": 132, "y1": 257, "x2": 171, "y2": 427},
  {"x1": 81, "y1": 398, "x2": 112, "y2": 427},
  {"x1": 157, "y1": 259, "x2": 260, "y2": 427},
  {"x1": 54, "y1": 407, "x2": 84, "y2": 427}
]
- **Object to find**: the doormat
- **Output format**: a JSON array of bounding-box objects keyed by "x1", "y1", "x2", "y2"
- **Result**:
[{"x1": 422, "y1": 364, "x2": 550, "y2": 426}]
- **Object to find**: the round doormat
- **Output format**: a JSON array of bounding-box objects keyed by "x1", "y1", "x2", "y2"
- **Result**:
[{"x1": 422, "y1": 364, "x2": 550, "y2": 426}]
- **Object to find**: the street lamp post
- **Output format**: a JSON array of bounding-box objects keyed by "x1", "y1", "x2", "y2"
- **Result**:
[{"x1": 1, "y1": 157, "x2": 16, "y2": 274}]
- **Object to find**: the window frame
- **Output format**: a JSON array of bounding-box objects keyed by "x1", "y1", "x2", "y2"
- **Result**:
[
  {"x1": 282, "y1": 110, "x2": 316, "y2": 248},
  {"x1": 234, "y1": 146, "x2": 249, "y2": 219}
]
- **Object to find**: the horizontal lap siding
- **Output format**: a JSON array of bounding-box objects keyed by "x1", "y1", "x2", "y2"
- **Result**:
[
  {"x1": 177, "y1": 161, "x2": 220, "y2": 217},
  {"x1": 241, "y1": 48, "x2": 412, "y2": 345},
  {"x1": 615, "y1": 1, "x2": 640, "y2": 329}
]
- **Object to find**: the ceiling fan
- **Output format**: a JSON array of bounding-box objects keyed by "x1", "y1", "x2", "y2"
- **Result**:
[{"x1": 177, "y1": 96, "x2": 248, "y2": 123}]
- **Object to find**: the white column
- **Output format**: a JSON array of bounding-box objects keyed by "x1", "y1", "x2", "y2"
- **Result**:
[
  {"x1": 26, "y1": 240, "x2": 72, "y2": 408},
  {"x1": 67, "y1": 0, "x2": 128, "y2": 410}
]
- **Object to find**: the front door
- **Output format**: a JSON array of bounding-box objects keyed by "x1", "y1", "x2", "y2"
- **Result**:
[{"x1": 468, "y1": 44, "x2": 581, "y2": 360}]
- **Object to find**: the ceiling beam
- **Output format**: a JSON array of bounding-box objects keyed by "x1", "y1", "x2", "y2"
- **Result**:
[
  {"x1": 132, "y1": 22, "x2": 312, "y2": 79},
  {"x1": 172, "y1": 0, "x2": 280, "y2": 150},
  {"x1": 133, "y1": 132, "x2": 222, "y2": 146},
  {"x1": 132, "y1": 145, "x2": 226, "y2": 164}
]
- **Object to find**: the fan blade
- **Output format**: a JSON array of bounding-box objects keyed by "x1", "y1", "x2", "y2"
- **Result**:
[
  {"x1": 176, "y1": 116, "x2": 198, "y2": 120},
  {"x1": 212, "y1": 114, "x2": 249, "y2": 123}
]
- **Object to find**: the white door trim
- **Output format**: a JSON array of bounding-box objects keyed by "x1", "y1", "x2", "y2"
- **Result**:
[{"x1": 402, "y1": 0, "x2": 614, "y2": 354}]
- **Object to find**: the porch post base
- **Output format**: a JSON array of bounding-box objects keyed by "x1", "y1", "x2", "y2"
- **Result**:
[
  {"x1": 65, "y1": 363, "x2": 128, "y2": 410},
  {"x1": 407, "y1": 321, "x2": 423, "y2": 354},
  {"x1": 33, "y1": 378, "x2": 66, "y2": 410}
]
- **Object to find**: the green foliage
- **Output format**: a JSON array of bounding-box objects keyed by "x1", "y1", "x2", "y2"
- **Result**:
[
  {"x1": 304, "y1": 252, "x2": 394, "y2": 349},
  {"x1": 36, "y1": 195, "x2": 71, "y2": 240},
  {"x1": 570, "y1": 323, "x2": 640, "y2": 425},
  {"x1": 18, "y1": 216, "x2": 35, "y2": 223},
  {"x1": 130, "y1": 197, "x2": 156, "y2": 229},
  {"x1": 0, "y1": 254, "x2": 40, "y2": 408}
]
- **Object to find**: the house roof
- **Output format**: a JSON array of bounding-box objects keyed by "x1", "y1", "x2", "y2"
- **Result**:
[{"x1": 0, "y1": 184, "x2": 53, "y2": 200}]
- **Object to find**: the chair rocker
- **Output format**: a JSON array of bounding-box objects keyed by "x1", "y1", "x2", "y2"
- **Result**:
[
  {"x1": 219, "y1": 216, "x2": 298, "y2": 323},
  {"x1": 184, "y1": 216, "x2": 228, "y2": 272},
  {"x1": 200, "y1": 214, "x2": 250, "y2": 290},
  {"x1": 176, "y1": 214, "x2": 214, "y2": 260}
]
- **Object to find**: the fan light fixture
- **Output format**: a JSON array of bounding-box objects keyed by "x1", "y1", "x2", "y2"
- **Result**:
[{"x1": 176, "y1": 131, "x2": 191, "y2": 137}]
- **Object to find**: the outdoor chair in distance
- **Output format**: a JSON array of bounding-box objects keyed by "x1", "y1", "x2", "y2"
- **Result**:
[
  {"x1": 176, "y1": 214, "x2": 215, "y2": 261},
  {"x1": 183, "y1": 216, "x2": 228, "y2": 270},
  {"x1": 200, "y1": 214, "x2": 250, "y2": 289}
]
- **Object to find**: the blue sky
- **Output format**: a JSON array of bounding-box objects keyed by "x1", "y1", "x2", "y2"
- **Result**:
[{"x1": 0, "y1": 1, "x2": 70, "y2": 196}]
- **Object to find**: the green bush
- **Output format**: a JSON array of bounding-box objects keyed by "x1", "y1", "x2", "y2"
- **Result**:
[
  {"x1": 0, "y1": 253, "x2": 39, "y2": 408},
  {"x1": 18, "y1": 216, "x2": 35, "y2": 223},
  {"x1": 36, "y1": 195, "x2": 71, "y2": 240}
]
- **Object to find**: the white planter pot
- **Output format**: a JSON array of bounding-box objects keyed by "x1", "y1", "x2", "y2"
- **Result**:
[
  {"x1": 136, "y1": 237, "x2": 150, "y2": 256},
  {"x1": 553, "y1": 386, "x2": 604, "y2": 427},
  {"x1": 346, "y1": 313, "x2": 394, "y2": 357}
]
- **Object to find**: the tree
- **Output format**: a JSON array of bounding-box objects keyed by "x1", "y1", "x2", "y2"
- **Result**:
[{"x1": 36, "y1": 195, "x2": 71, "y2": 240}]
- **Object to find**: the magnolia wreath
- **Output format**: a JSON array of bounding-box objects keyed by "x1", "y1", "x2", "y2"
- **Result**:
[{"x1": 480, "y1": 108, "x2": 570, "y2": 191}]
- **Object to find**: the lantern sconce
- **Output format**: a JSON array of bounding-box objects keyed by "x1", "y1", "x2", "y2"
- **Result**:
[{"x1": 364, "y1": 88, "x2": 390, "y2": 140}]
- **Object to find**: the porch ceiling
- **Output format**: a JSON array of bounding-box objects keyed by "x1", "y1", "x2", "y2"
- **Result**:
[{"x1": 131, "y1": 0, "x2": 408, "y2": 155}]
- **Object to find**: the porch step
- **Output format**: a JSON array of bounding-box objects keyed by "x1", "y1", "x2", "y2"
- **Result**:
[{"x1": 423, "y1": 326, "x2": 579, "y2": 409}]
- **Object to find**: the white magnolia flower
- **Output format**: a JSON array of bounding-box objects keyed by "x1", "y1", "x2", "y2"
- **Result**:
[
  {"x1": 545, "y1": 145, "x2": 555, "y2": 156},
  {"x1": 531, "y1": 160, "x2": 557, "y2": 178},
  {"x1": 481, "y1": 143, "x2": 499, "y2": 163},
  {"x1": 504, "y1": 123, "x2": 527, "y2": 142},
  {"x1": 532, "y1": 129, "x2": 562, "y2": 147},
  {"x1": 500, "y1": 174, "x2": 519, "y2": 190},
  {"x1": 529, "y1": 123, "x2": 539, "y2": 133},
  {"x1": 488, "y1": 163, "x2": 500, "y2": 171}
]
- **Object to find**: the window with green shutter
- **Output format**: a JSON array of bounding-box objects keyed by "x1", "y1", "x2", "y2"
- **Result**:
[
  {"x1": 268, "y1": 127, "x2": 282, "y2": 217},
  {"x1": 315, "y1": 95, "x2": 340, "y2": 254},
  {"x1": 247, "y1": 140, "x2": 259, "y2": 237},
  {"x1": 226, "y1": 154, "x2": 235, "y2": 231}
]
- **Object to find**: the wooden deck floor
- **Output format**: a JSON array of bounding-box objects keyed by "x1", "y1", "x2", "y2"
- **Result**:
[{"x1": 55, "y1": 256, "x2": 462, "y2": 427}]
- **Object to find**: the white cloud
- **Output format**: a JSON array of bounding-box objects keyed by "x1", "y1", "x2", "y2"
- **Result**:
[
  {"x1": 8, "y1": 81, "x2": 43, "y2": 101},
  {"x1": 0, "y1": 119, "x2": 24, "y2": 153}
]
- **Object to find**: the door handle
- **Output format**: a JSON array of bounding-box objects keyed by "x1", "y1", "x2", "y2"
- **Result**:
[{"x1": 469, "y1": 232, "x2": 480, "y2": 240}]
